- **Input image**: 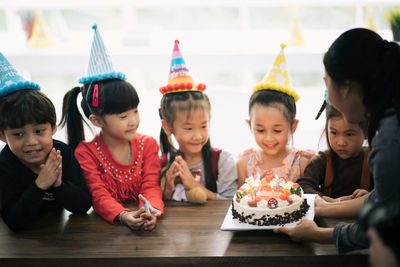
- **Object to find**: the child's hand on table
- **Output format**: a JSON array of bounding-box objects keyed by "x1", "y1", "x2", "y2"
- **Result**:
[
  {"x1": 349, "y1": 189, "x2": 369, "y2": 199},
  {"x1": 138, "y1": 194, "x2": 161, "y2": 231},
  {"x1": 120, "y1": 208, "x2": 145, "y2": 230}
]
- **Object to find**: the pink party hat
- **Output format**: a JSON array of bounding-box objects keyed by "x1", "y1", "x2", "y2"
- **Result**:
[{"x1": 159, "y1": 40, "x2": 206, "y2": 95}]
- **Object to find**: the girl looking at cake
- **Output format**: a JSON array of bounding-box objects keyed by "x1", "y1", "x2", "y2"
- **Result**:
[
  {"x1": 237, "y1": 44, "x2": 313, "y2": 187},
  {"x1": 297, "y1": 104, "x2": 373, "y2": 201},
  {"x1": 274, "y1": 28, "x2": 400, "y2": 255},
  {"x1": 59, "y1": 25, "x2": 163, "y2": 231},
  {"x1": 158, "y1": 40, "x2": 237, "y2": 204}
]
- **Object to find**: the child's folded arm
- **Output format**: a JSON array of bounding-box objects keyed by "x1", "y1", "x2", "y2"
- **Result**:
[
  {"x1": 1, "y1": 181, "x2": 46, "y2": 231},
  {"x1": 75, "y1": 145, "x2": 128, "y2": 224},
  {"x1": 51, "y1": 143, "x2": 92, "y2": 214},
  {"x1": 139, "y1": 137, "x2": 164, "y2": 215}
]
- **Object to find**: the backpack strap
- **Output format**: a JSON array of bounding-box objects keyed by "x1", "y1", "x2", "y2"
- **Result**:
[
  {"x1": 360, "y1": 148, "x2": 371, "y2": 191},
  {"x1": 211, "y1": 148, "x2": 222, "y2": 186},
  {"x1": 323, "y1": 151, "x2": 334, "y2": 196}
]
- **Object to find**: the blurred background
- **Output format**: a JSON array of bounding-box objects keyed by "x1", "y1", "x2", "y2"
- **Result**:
[{"x1": 0, "y1": 0, "x2": 399, "y2": 157}]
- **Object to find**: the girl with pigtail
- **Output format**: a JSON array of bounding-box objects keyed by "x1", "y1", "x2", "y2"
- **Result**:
[
  {"x1": 59, "y1": 25, "x2": 163, "y2": 231},
  {"x1": 158, "y1": 40, "x2": 237, "y2": 204}
]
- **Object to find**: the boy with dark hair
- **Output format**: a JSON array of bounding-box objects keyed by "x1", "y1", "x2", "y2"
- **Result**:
[{"x1": 0, "y1": 53, "x2": 91, "y2": 231}]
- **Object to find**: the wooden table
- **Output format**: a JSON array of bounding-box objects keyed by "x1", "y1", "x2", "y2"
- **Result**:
[{"x1": 0, "y1": 200, "x2": 368, "y2": 266}]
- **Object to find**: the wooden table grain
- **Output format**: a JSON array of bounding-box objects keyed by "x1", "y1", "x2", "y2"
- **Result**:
[{"x1": 0, "y1": 200, "x2": 368, "y2": 266}]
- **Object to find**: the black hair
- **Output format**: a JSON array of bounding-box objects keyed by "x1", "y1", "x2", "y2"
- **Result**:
[
  {"x1": 248, "y1": 89, "x2": 297, "y2": 140},
  {"x1": 0, "y1": 89, "x2": 56, "y2": 131},
  {"x1": 359, "y1": 201, "x2": 400, "y2": 262},
  {"x1": 159, "y1": 91, "x2": 216, "y2": 192},
  {"x1": 59, "y1": 78, "x2": 139, "y2": 150},
  {"x1": 323, "y1": 28, "x2": 400, "y2": 145}
]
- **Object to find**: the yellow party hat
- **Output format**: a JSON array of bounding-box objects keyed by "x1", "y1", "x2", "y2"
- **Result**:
[
  {"x1": 28, "y1": 10, "x2": 55, "y2": 48},
  {"x1": 366, "y1": 7, "x2": 376, "y2": 32},
  {"x1": 253, "y1": 44, "x2": 300, "y2": 102},
  {"x1": 288, "y1": 18, "x2": 304, "y2": 46}
]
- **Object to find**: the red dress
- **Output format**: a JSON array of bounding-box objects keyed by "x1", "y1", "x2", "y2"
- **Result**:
[{"x1": 75, "y1": 133, "x2": 164, "y2": 224}]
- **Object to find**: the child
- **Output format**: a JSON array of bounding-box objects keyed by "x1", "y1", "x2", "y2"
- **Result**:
[
  {"x1": 297, "y1": 104, "x2": 373, "y2": 200},
  {"x1": 59, "y1": 25, "x2": 163, "y2": 230},
  {"x1": 158, "y1": 40, "x2": 237, "y2": 204},
  {"x1": 0, "y1": 53, "x2": 92, "y2": 231},
  {"x1": 237, "y1": 44, "x2": 313, "y2": 186}
]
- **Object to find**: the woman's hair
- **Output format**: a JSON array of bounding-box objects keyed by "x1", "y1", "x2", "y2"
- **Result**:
[
  {"x1": 323, "y1": 28, "x2": 400, "y2": 145},
  {"x1": 59, "y1": 78, "x2": 139, "y2": 150},
  {"x1": 159, "y1": 91, "x2": 216, "y2": 192},
  {"x1": 0, "y1": 89, "x2": 56, "y2": 131}
]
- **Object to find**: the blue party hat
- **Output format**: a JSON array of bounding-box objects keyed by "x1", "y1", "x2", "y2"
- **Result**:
[
  {"x1": 79, "y1": 24, "x2": 126, "y2": 84},
  {"x1": 0, "y1": 52, "x2": 40, "y2": 97}
]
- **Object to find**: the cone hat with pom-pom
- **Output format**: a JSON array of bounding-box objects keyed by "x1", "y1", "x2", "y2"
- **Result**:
[
  {"x1": 79, "y1": 24, "x2": 126, "y2": 84},
  {"x1": 159, "y1": 40, "x2": 206, "y2": 95},
  {"x1": 0, "y1": 52, "x2": 40, "y2": 97},
  {"x1": 253, "y1": 44, "x2": 299, "y2": 102}
]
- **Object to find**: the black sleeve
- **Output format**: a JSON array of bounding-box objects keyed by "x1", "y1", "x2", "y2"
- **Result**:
[
  {"x1": 50, "y1": 142, "x2": 92, "y2": 214},
  {"x1": 0, "y1": 167, "x2": 47, "y2": 231},
  {"x1": 297, "y1": 152, "x2": 327, "y2": 195}
]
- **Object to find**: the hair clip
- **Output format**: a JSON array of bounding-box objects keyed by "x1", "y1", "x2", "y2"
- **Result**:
[
  {"x1": 92, "y1": 84, "x2": 99, "y2": 107},
  {"x1": 315, "y1": 100, "x2": 327, "y2": 120}
]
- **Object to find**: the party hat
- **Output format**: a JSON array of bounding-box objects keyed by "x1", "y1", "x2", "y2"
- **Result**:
[
  {"x1": 366, "y1": 7, "x2": 376, "y2": 32},
  {"x1": 0, "y1": 52, "x2": 40, "y2": 97},
  {"x1": 288, "y1": 18, "x2": 304, "y2": 46},
  {"x1": 79, "y1": 24, "x2": 126, "y2": 84},
  {"x1": 28, "y1": 10, "x2": 55, "y2": 48},
  {"x1": 253, "y1": 44, "x2": 299, "y2": 102},
  {"x1": 159, "y1": 40, "x2": 206, "y2": 95}
]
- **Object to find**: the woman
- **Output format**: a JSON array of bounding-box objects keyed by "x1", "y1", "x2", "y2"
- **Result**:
[{"x1": 274, "y1": 28, "x2": 400, "y2": 254}]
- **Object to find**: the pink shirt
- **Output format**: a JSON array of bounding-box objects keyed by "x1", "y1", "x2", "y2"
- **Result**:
[{"x1": 246, "y1": 149, "x2": 314, "y2": 182}]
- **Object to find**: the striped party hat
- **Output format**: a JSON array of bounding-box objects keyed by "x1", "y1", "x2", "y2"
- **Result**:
[
  {"x1": 159, "y1": 40, "x2": 206, "y2": 95},
  {"x1": 79, "y1": 24, "x2": 126, "y2": 84},
  {"x1": 253, "y1": 44, "x2": 299, "y2": 102},
  {"x1": 0, "y1": 52, "x2": 40, "y2": 97}
]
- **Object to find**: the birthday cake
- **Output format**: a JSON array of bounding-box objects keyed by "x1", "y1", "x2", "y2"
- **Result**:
[{"x1": 232, "y1": 176, "x2": 309, "y2": 226}]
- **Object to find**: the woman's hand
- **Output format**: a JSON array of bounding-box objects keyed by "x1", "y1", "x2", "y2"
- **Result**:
[{"x1": 273, "y1": 219, "x2": 320, "y2": 242}]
